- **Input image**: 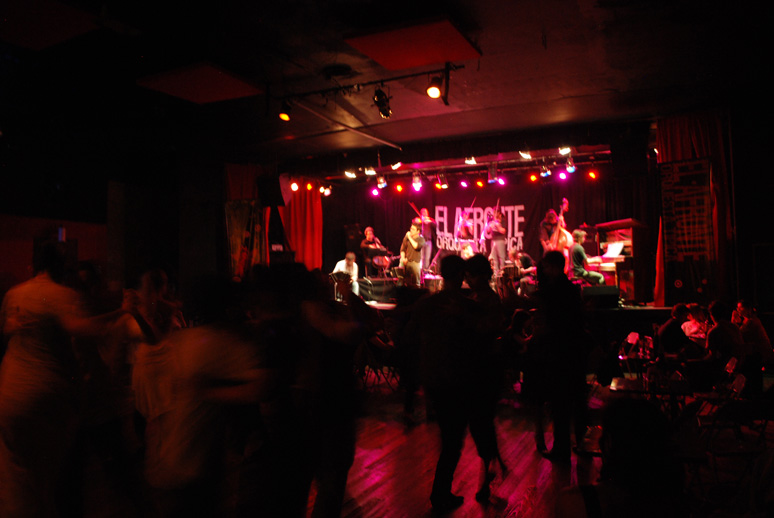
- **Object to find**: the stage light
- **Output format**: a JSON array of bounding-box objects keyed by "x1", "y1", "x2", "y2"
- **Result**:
[
  {"x1": 529, "y1": 173, "x2": 539, "y2": 182},
  {"x1": 371, "y1": 188, "x2": 379, "y2": 196},
  {"x1": 588, "y1": 170, "x2": 598, "y2": 180},
  {"x1": 476, "y1": 179, "x2": 485, "y2": 188},
  {"x1": 319, "y1": 185, "x2": 325, "y2": 193},
  {"x1": 566, "y1": 157, "x2": 576, "y2": 173},
  {"x1": 391, "y1": 162, "x2": 402, "y2": 170},
  {"x1": 374, "y1": 88, "x2": 392, "y2": 119},
  {"x1": 279, "y1": 100, "x2": 291, "y2": 121},
  {"x1": 323, "y1": 186, "x2": 332, "y2": 196},
  {"x1": 290, "y1": 181, "x2": 299, "y2": 191},
  {"x1": 465, "y1": 157, "x2": 477, "y2": 165},
  {"x1": 427, "y1": 76, "x2": 443, "y2": 98},
  {"x1": 395, "y1": 184, "x2": 404, "y2": 193},
  {"x1": 487, "y1": 164, "x2": 498, "y2": 184},
  {"x1": 540, "y1": 165, "x2": 551, "y2": 178},
  {"x1": 460, "y1": 179, "x2": 469, "y2": 188},
  {"x1": 497, "y1": 177, "x2": 505, "y2": 185},
  {"x1": 344, "y1": 170, "x2": 356, "y2": 179},
  {"x1": 437, "y1": 173, "x2": 448, "y2": 189},
  {"x1": 364, "y1": 167, "x2": 376, "y2": 176},
  {"x1": 519, "y1": 150, "x2": 532, "y2": 160},
  {"x1": 559, "y1": 146, "x2": 571, "y2": 156},
  {"x1": 559, "y1": 172, "x2": 568, "y2": 180},
  {"x1": 307, "y1": 182, "x2": 313, "y2": 190},
  {"x1": 412, "y1": 172, "x2": 422, "y2": 191},
  {"x1": 377, "y1": 175, "x2": 387, "y2": 189}
]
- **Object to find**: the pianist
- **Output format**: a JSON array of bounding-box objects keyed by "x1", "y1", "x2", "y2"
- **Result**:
[{"x1": 570, "y1": 229, "x2": 604, "y2": 285}]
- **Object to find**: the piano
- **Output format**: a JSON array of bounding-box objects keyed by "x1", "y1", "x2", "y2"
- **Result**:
[{"x1": 586, "y1": 218, "x2": 651, "y2": 304}]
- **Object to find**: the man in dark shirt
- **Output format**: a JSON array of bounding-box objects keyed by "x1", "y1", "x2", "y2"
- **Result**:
[
  {"x1": 570, "y1": 229, "x2": 604, "y2": 284},
  {"x1": 400, "y1": 222, "x2": 425, "y2": 287}
]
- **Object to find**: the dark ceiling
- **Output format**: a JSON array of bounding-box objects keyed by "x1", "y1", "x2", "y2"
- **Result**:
[{"x1": 0, "y1": 0, "x2": 755, "y2": 179}]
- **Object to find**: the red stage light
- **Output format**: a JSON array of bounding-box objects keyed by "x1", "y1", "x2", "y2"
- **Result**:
[
  {"x1": 588, "y1": 170, "x2": 598, "y2": 180},
  {"x1": 395, "y1": 184, "x2": 403, "y2": 192},
  {"x1": 529, "y1": 174, "x2": 538, "y2": 182},
  {"x1": 476, "y1": 180, "x2": 484, "y2": 187},
  {"x1": 306, "y1": 183, "x2": 313, "y2": 190}
]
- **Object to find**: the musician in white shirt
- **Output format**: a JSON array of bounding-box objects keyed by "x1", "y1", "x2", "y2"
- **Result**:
[{"x1": 332, "y1": 252, "x2": 359, "y2": 296}]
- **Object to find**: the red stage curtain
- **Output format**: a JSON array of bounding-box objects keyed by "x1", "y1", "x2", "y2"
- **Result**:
[
  {"x1": 278, "y1": 187, "x2": 323, "y2": 271},
  {"x1": 655, "y1": 111, "x2": 733, "y2": 305}
]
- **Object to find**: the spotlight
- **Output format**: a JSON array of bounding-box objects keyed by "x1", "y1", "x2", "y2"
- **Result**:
[
  {"x1": 371, "y1": 188, "x2": 379, "y2": 196},
  {"x1": 465, "y1": 157, "x2": 477, "y2": 165},
  {"x1": 279, "y1": 100, "x2": 291, "y2": 121},
  {"x1": 559, "y1": 146, "x2": 571, "y2": 156},
  {"x1": 426, "y1": 76, "x2": 443, "y2": 99},
  {"x1": 377, "y1": 175, "x2": 387, "y2": 189},
  {"x1": 319, "y1": 185, "x2": 325, "y2": 193},
  {"x1": 540, "y1": 165, "x2": 552, "y2": 178},
  {"x1": 566, "y1": 157, "x2": 576, "y2": 173},
  {"x1": 395, "y1": 184, "x2": 404, "y2": 193},
  {"x1": 290, "y1": 181, "x2": 299, "y2": 191},
  {"x1": 559, "y1": 172, "x2": 568, "y2": 180},
  {"x1": 487, "y1": 164, "x2": 498, "y2": 184},
  {"x1": 412, "y1": 173, "x2": 422, "y2": 191},
  {"x1": 323, "y1": 186, "x2": 332, "y2": 196},
  {"x1": 497, "y1": 177, "x2": 505, "y2": 186},
  {"x1": 437, "y1": 173, "x2": 448, "y2": 189},
  {"x1": 344, "y1": 170, "x2": 356, "y2": 179},
  {"x1": 519, "y1": 150, "x2": 532, "y2": 160},
  {"x1": 588, "y1": 170, "x2": 598, "y2": 180},
  {"x1": 460, "y1": 179, "x2": 469, "y2": 188},
  {"x1": 476, "y1": 179, "x2": 485, "y2": 188},
  {"x1": 529, "y1": 173, "x2": 539, "y2": 182},
  {"x1": 374, "y1": 88, "x2": 392, "y2": 119},
  {"x1": 306, "y1": 182, "x2": 313, "y2": 190},
  {"x1": 391, "y1": 162, "x2": 402, "y2": 170},
  {"x1": 364, "y1": 167, "x2": 376, "y2": 176}
]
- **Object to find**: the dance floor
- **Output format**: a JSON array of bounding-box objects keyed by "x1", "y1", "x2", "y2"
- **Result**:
[{"x1": 310, "y1": 370, "x2": 605, "y2": 518}]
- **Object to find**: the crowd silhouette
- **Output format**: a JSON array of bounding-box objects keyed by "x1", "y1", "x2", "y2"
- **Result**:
[{"x1": 2, "y1": 241, "x2": 772, "y2": 517}]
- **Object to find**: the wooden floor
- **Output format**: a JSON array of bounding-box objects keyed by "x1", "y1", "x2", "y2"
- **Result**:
[{"x1": 312, "y1": 371, "x2": 604, "y2": 518}]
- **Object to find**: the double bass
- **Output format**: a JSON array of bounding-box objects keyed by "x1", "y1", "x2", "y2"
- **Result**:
[{"x1": 549, "y1": 198, "x2": 574, "y2": 274}]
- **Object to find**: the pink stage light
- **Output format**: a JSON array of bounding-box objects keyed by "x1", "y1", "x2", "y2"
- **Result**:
[
  {"x1": 371, "y1": 188, "x2": 379, "y2": 196},
  {"x1": 559, "y1": 172, "x2": 568, "y2": 180},
  {"x1": 497, "y1": 177, "x2": 505, "y2": 185},
  {"x1": 413, "y1": 182, "x2": 422, "y2": 192},
  {"x1": 460, "y1": 179, "x2": 469, "y2": 188}
]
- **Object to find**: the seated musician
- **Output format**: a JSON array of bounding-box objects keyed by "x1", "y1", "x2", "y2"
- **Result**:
[
  {"x1": 400, "y1": 222, "x2": 425, "y2": 288},
  {"x1": 570, "y1": 229, "x2": 604, "y2": 285},
  {"x1": 332, "y1": 251, "x2": 359, "y2": 296},
  {"x1": 509, "y1": 248, "x2": 537, "y2": 296},
  {"x1": 360, "y1": 226, "x2": 383, "y2": 277}
]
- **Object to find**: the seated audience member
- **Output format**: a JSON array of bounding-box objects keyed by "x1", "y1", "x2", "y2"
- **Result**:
[
  {"x1": 681, "y1": 303, "x2": 709, "y2": 345},
  {"x1": 509, "y1": 249, "x2": 537, "y2": 297},
  {"x1": 556, "y1": 398, "x2": 687, "y2": 518},
  {"x1": 658, "y1": 303, "x2": 703, "y2": 359},
  {"x1": 706, "y1": 300, "x2": 746, "y2": 377},
  {"x1": 735, "y1": 299, "x2": 773, "y2": 366}
]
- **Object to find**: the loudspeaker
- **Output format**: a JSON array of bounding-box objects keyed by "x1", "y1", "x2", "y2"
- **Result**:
[{"x1": 582, "y1": 285, "x2": 620, "y2": 308}]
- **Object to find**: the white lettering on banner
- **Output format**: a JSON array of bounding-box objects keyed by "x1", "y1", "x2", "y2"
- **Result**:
[{"x1": 434, "y1": 205, "x2": 526, "y2": 252}]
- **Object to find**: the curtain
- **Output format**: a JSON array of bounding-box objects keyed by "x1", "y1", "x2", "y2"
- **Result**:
[
  {"x1": 279, "y1": 187, "x2": 323, "y2": 271},
  {"x1": 655, "y1": 111, "x2": 733, "y2": 305}
]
